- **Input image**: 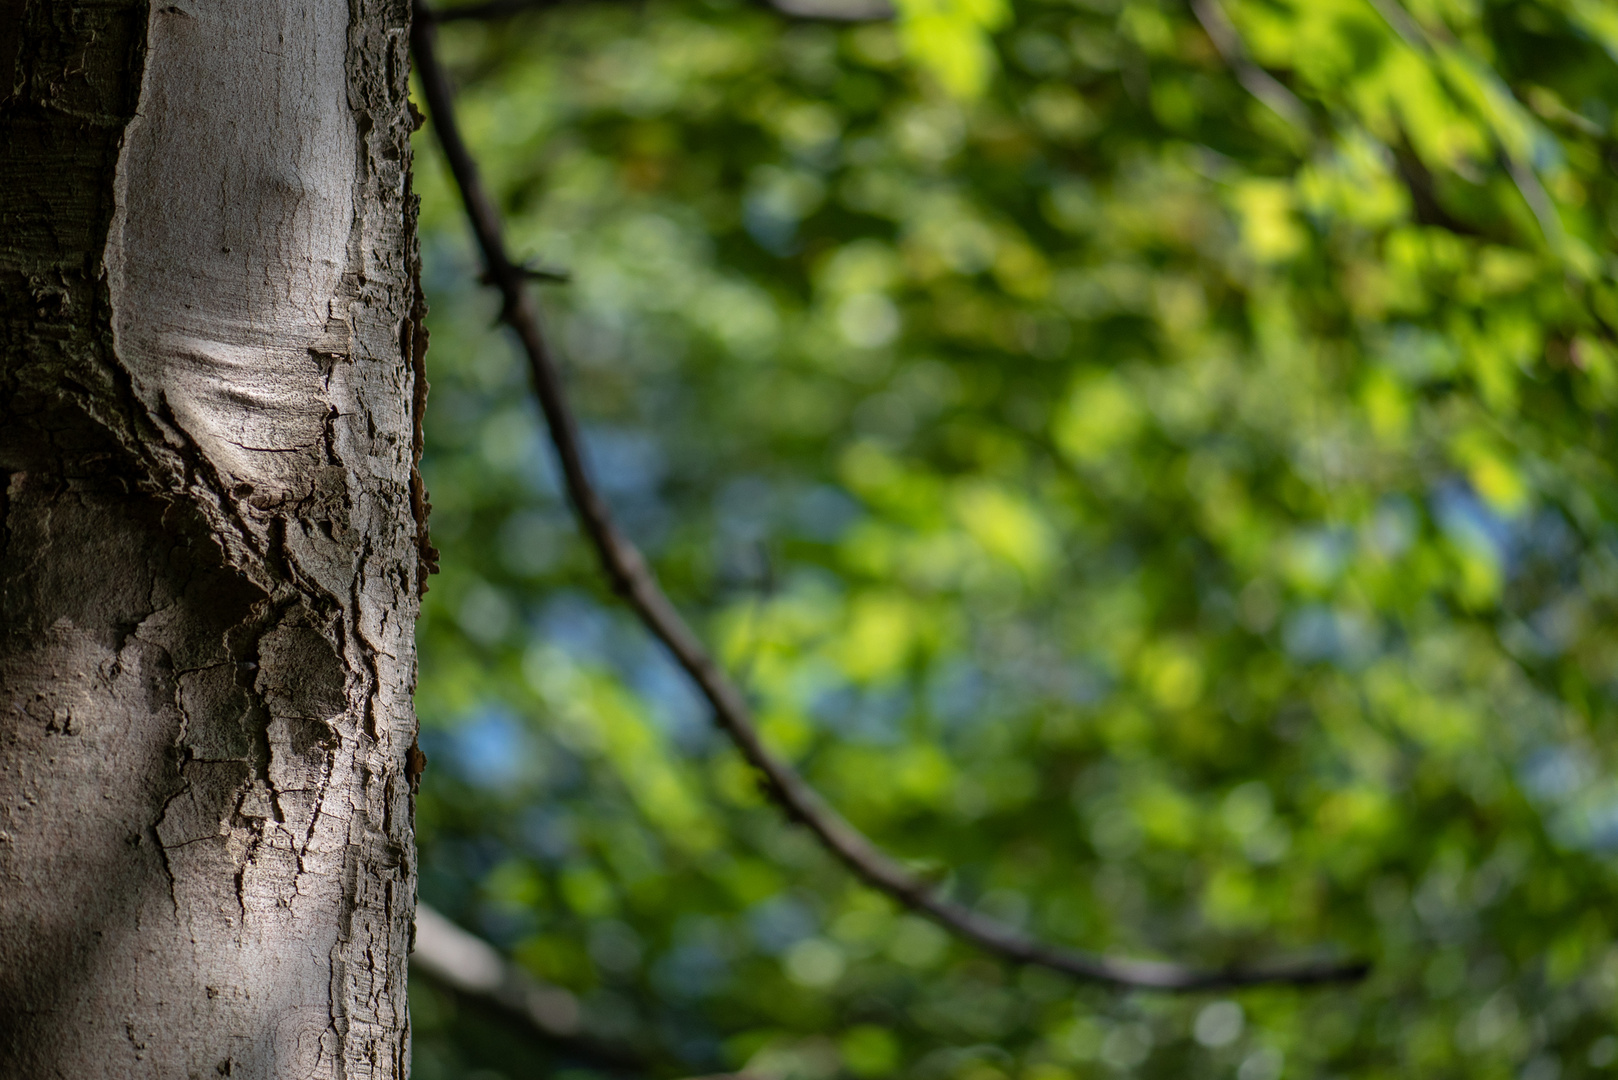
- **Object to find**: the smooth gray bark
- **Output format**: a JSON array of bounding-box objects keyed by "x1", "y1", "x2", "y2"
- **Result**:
[{"x1": 0, "y1": 0, "x2": 430, "y2": 1075}]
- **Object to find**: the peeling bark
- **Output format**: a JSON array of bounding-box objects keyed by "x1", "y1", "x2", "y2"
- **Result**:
[{"x1": 0, "y1": 0, "x2": 426, "y2": 1075}]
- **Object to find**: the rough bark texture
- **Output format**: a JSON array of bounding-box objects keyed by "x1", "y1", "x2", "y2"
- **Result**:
[{"x1": 0, "y1": 0, "x2": 426, "y2": 1075}]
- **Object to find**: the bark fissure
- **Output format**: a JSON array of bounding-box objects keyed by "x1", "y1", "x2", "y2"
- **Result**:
[{"x1": 1, "y1": 1, "x2": 425, "y2": 1075}]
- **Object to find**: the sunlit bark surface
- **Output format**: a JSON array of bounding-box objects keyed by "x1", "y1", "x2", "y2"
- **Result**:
[{"x1": 0, "y1": 1, "x2": 428, "y2": 1074}]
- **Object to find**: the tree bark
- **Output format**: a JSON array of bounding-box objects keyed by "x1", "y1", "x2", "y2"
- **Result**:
[{"x1": 0, "y1": 0, "x2": 428, "y2": 1075}]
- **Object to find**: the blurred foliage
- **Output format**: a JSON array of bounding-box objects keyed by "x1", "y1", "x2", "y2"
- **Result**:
[{"x1": 406, "y1": 0, "x2": 1618, "y2": 1077}]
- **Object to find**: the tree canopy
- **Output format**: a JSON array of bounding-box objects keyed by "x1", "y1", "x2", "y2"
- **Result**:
[{"x1": 405, "y1": 1, "x2": 1618, "y2": 1076}]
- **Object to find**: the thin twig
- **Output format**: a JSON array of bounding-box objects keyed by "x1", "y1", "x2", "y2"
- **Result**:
[
  {"x1": 480, "y1": 263, "x2": 572, "y2": 285},
  {"x1": 1502, "y1": 144, "x2": 1568, "y2": 257},
  {"x1": 410, "y1": 7, "x2": 1369, "y2": 991},
  {"x1": 1192, "y1": 0, "x2": 1539, "y2": 257},
  {"x1": 1362, "y1": 0, "x2": 1567, "y2": 256},
  {"x1": 763, "y1": 0, "x2": 895, "y2": 21},
  {"x1": 1189, "y1": 0, "x2": 1310, "y2": 134}
]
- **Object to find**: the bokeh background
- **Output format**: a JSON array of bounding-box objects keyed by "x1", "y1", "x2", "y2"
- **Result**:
[{"x1": 405, "y1": 1, "x2": 1618, "y2": 1077}]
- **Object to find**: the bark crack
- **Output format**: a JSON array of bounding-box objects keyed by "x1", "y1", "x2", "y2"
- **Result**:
[
  {"x1": 0, "y1": 1, "x2": 421, "y2": 1071},
  {"x1": 148, "y1": 794, "x2": 186, "y2": 917}
]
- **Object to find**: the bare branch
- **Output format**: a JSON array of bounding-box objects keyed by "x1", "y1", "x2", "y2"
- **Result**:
[
  {"x1": 424, "y1": 0, "x2": 575, "y2": 23},
  {"x1": 480, "y1": 262, "x2": 571, "y2": 285},
  {"x1": 410, "y1": 7, "x2": 1369, "y2": 992},
  {"x1": 411, "y1": 903, "x2": 646, "y2": 1069},
  {"x1": 412, "y1": 904, "x2": 583, "y2": 1039},
  {"x1": 1189, "y1": 0, "x2": 1310, "y2": 133},
  {"x1": 1192, "y1": 0, "x2": 1538, "y2": 255},
  {"x1": 1363, "y1": 0, "x2": 1568, "y2": 255},
  {"x1": 422, "y1": 0, "x2": 893, "y2": 24},
  {"x1": 767, "y1": 0, "x2": 894, "y2": 21}
]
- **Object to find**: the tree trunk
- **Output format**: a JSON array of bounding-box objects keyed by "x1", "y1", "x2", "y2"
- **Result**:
[{"x1": 0, "y1": 0, "x2": 429, "y2": 1075}]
